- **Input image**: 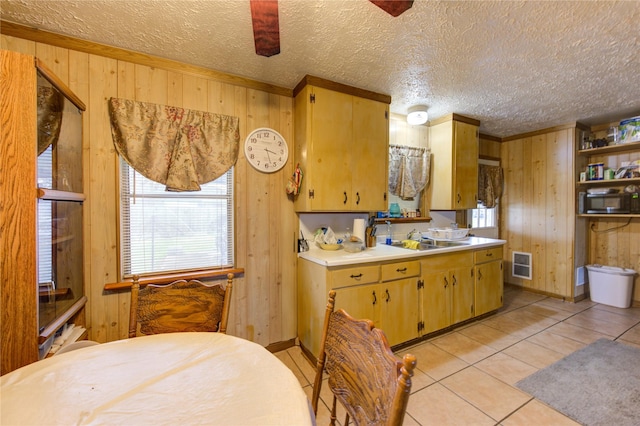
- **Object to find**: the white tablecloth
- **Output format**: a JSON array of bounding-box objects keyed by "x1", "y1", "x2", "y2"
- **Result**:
[{"x1": 1, "y1": 333, "x2": 314, "y2": 425}]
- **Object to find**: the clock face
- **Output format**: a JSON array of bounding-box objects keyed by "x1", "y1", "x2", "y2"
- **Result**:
[{"x1": 244, "y1": 127, "x2": 289, "y2": 173}]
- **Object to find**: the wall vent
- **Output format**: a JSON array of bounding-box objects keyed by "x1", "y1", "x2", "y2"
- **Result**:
[{"x1": 512, "y1": 252, "x2": 532, "y2": 280}]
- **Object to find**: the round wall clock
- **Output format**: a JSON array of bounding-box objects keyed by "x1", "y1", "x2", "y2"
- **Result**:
[{"x1": 244, "y1": 127, "x2": 289, "y2": 173}]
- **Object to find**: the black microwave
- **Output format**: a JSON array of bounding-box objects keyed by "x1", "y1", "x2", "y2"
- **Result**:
[{"x1": 579, "y1": 192, "x2": 640, "y2": 214}]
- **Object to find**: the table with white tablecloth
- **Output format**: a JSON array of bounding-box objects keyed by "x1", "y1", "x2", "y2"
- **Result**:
[{"x1": 1, "y1": 332, "x2": 314, "y2": 425}]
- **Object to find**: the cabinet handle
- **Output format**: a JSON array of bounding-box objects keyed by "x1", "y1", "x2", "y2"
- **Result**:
[
  {"x1": 396, "y1": 267, "x2": 407, "y2": 273},
  {"x1": 372, "y1": 290, "x2": 377, "y2": 305},
  {"x1": 356, "y1": 192, "x2": 360, "y2": 205},
  {"x1": 385, "y1": 289, "x2": 390, "y2": 303},
  {"x1": 343, "y1": 191, "x2": 348, "y2": 204},
  {"x1": 452, "y1": 275, "x2": 457, "y2": 286},
  {"x1": 457, "y1": 193, "x2": 461, "y2": 204},
  {"x1": 478, "y1": 270, "x2": 483, "y2": 280},
  {"x1": 486, "y1": 252, "x2": 493, "y2": 257},
  {"x1": 350, "y1": 273, "x2": 363, "y2": 279},
  {"x1": 444, "y1": 277, "x2": 449, "y2": 288}
]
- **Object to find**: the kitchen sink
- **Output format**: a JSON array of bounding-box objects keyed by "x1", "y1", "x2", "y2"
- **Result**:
[{"x1": 391, "y1": 239, "x2": 469, "y2": 251}]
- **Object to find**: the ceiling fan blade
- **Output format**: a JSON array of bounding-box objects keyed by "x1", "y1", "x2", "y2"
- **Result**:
[
  {"x1": 369, "y1": 0, "x2": 414, "y2": 17},
  {"x1": 250, "y1": 0, "x2": 280, "y2": 57}
]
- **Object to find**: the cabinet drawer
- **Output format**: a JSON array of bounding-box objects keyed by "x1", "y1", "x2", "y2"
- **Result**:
[
  {"x1": 380, "y1": 261, "x2": 420, "y2": 282},
  {"x1": 330, "y1": 265, "x2": 380, "y2": 289},
  {"x1": 474, "y1": 247, "x2": 503, "y2": 264}
]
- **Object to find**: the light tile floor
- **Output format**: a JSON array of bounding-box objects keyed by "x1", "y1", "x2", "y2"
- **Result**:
[{"x1": 275, "y1": 285, "x2": 640, "y2": 425}]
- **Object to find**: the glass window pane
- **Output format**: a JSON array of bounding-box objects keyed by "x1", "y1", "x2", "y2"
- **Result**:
[
  {"x1": 38, "y1": 199, "x2": 84, "y2": 333},
  {"x1": 120, "y1": 159, "x2": 234, "y2": 277}
]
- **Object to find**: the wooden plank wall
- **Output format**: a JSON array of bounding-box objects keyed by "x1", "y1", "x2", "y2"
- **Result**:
[
  {"x1": 500, "y1": 127, "x2": 576, "y2": 298},
  {"x1": 1, "y1": 35, "x2": 297, "y2": 346},
  {"x1": 500, "y1": 124, "x2": 640, "y2": 302}
]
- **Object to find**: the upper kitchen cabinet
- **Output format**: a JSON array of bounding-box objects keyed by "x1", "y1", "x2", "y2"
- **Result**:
[
  {"x1": 428, "y1": 114, "x2": 480, "y2": 210},
  {"x1": 293, "y1": 75, "x2": 390, "y2": 212}
]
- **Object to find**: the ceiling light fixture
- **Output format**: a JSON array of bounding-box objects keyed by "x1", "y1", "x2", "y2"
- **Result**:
[{"x1": 406, "y1": 105, "x2": 429, "y2": 125}]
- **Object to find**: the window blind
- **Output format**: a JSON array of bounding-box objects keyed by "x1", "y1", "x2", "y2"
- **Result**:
[{"x1": 119, "y1": 158, "x2": 234, "y2": 277}]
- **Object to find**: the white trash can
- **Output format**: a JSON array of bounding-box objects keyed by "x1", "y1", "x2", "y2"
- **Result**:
[{"x1": 586, "y1": 264, "x2": 637, "y2": 308}]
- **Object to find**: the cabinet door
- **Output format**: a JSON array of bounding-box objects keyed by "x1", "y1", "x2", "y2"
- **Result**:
[
  {"x1": 475, "y1": 260, "x2": 504, "y2": 316},
  {"x1": 451, "y1": 266, "x2": 474, "y2": 324},
  {"x1": 334, "y1": 284, "x2": 378, "y2": 325},
  {"x1": 379, "y1": 279, "x2": 420, "y2": 346},
  {"x1": 429, "y1": 118, "x2": 479, "y2": 210},
  {"x1": 352, "y1": 96, "x2": 389, "y2": 211},
  {"x1": 308, "y1": 87, "x2": 353, "y2": 210},
  {"x1": 421, "y1": 269, "x2": 451, "y2": 334},
  {"x1": 452, "y1": 121, "x2": 479, "y2": 209}
]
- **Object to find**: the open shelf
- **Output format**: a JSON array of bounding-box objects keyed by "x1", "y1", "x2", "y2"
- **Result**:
[
  {"x1": 577, "y1": 177, "x2": 640, "y2": 187},
  {"x1": 578, "y1": 141, "x2": 640, "y2": 156},
  {"x1": 578, "y1": 214, "x2": 640, "y2": 218},
  {"x1": 373, "y1": 216, "x2": 432, "y2": 224}
]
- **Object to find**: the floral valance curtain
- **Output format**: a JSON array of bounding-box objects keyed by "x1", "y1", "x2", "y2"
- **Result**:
[
  {"x1": 388, "y1": 145, "x2": 431, "y2": 200},
  {"x1": 108, "y1": 98, "x2": 240, "y2": 191},
  {"x1": 478, "y1": 164, "x2": 503, "y2": 208}
]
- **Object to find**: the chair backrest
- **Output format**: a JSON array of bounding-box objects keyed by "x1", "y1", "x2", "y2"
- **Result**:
[
  {"x1": 129, "y1": 273, "x2": 234, "y2": 338},
  {"x1": 311, "y1": 290, "x2": 417, "y2": 426}
]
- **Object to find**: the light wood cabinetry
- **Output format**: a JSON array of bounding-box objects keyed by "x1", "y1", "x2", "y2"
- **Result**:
[
  {"x1": 297, "y1": 258, "x2": 420, "y2": 359},
  {"x1": 298, "y1": 244, "x2": 505, "y2": 361},
  {"x1": 1, "y1": 50, "x2": 86, "y2": 374},
  {"x1": 428, "y1": 114, "x2": 480, "y2": 210},
  {"x1": 474, "y1": 247, "x2": 504, "y2": 316},
  {"x1": 420, "y1": 251, "x2": 475, "y2": 334},
  {"x1": 293, "y1": 75, "x2": 390, "y2": 212}
]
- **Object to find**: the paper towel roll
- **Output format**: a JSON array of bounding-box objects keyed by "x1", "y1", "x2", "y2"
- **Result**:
[{"x1": 353, "y1": 218, "x2": 366, "y2": 243}]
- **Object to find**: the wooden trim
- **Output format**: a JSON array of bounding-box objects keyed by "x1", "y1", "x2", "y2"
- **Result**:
[
  {"x1": 501, "y1": 122, "x2": 585, "y2": 142},
  {"x1": 1, "y1": 20, "x2": 292, "y2": 97},
  {"x1": 299, "y1": 341, "x2": 318, "y2": 366},
  {"x1": 479, "y1": 155, "x2": 501, "y2": 162},
  {"x1": 37, "y1": 188, "x2": 86, "y2": 202},
  {"x1": 293, "y1": 74, "x2": 392, "y2": 104},
  {"x1": 35, "y1": 58, "x2": 86, "y2": 111},
  {"x1": 429, "y1": 113, "x2": 481, "y2": 127},
  {"x1": 479, "y1": 133, "x2": 502, "y2": 142},
  {"x1": 38, "y1": 296, "x2": 87, "y2": 344},
  {"x1": 265, "y1": 338, "x2": 296, "y2": 354},
  {"x1": 104, "y1": 267, "x2": 245, "y2": 291}
]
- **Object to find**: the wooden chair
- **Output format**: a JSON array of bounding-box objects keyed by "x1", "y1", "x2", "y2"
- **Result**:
[
  {"x1": 311, "y1": 290, "x2": 417, "y2": 426},
  {"x1": 128, "y1": 273, "x2": 234, "y2": 338}
]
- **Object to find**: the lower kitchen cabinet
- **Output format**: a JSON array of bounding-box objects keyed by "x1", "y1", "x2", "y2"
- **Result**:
[
  {"x1": 420, "y1": 252, "x2": 475, "y2": 334},
  {"x1": 297, "y1": 244, "x2": 505, "y2": 361},
  {"x1": 474, "y1": 247, "x2": 504, "y2": 316},
  {"x1": 297, "y1": 258, "x2": 420, "y2": 360}
]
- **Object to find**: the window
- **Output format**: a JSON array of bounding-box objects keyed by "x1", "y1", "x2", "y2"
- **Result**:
[
  {"x1": 119, "y1": 158, "x2": 234, "y2": 277},
  {"x1": 470, "y1": 203, "x2": 497, "y2": 229}
]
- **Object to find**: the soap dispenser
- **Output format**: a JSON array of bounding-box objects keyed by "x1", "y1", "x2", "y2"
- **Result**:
[{"x1": 385, "y1": 221, "x2": 392, "y2": 245}]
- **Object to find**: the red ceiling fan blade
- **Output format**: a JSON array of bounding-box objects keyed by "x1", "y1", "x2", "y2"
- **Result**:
[
  {"x1": 250, "y1": 0, "x2": 280, "y2": 57},
  {"x1": 369, "y1": 0, "x2": 414, "y2": 17}
]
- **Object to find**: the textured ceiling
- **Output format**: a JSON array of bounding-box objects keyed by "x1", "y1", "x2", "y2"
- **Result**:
[{"x1": 2, "y1": 0, "x2": 640, "y2": 137}]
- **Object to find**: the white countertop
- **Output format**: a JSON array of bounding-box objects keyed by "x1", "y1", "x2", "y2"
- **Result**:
[{"x1": 299, "y1": 237, "x2": 506, "y2": 267}]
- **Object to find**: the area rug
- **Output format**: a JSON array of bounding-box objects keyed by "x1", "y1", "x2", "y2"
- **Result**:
[{"x1": 516, "y1": 338, "x2": 640, "y2": 426}]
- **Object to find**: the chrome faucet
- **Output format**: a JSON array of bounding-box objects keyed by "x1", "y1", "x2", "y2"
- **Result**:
[{"x1": 407, "y1": 229, "x2": 418, "y2": 240}]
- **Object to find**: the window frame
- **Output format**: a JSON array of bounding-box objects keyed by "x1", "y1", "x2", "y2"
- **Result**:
[
  {"x1": 468, "y1": 158, "x2": 500, "y2": 230},
  {"x1": 118, "y1": 158, "x2": 234, "y2": 279}
]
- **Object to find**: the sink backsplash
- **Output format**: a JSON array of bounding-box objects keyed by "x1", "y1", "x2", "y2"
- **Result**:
[{"x1": 298, "y1": 211, "x2": 459, "y2": 245}]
